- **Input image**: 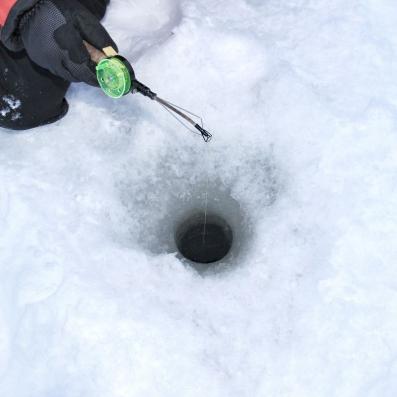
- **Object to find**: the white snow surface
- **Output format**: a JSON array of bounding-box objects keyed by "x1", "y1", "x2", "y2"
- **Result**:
[{"x1": 1, "y1": 0, "x2": 397, "y2": 396}]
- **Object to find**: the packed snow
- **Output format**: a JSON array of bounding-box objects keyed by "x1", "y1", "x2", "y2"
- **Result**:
[{"x1": 1, "y1": 0, "x2": 397, "y2": 396}]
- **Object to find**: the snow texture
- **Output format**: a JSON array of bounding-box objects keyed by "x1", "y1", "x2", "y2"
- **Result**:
[
  {"x1": 1, "y1": 0, "x2": 397, "y2": 396},
  {"x1": 0, "y1": 95, "x2": 21, "y2": 120}
]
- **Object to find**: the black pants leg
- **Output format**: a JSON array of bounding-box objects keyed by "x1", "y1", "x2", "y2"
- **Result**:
[
  {"x1": 0, "y1": 44, "x2": 70, "y2": 130},
  {"x1": 0, "y1": 0, "x2": 109, "y2": 131}
]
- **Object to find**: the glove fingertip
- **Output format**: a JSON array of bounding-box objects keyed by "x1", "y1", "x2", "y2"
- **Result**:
[{"x1": 76, "y1": 12, "x2": 119, "y2": 56}]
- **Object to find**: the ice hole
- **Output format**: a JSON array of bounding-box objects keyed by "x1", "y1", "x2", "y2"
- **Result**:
[{"x1": 175, "y1": 212, "x2": 233, "y2": 265}]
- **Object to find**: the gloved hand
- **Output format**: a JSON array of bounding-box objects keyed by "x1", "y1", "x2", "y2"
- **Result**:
[{"x1": 17, "y1": 0, "x2": 117, "y2": 85}]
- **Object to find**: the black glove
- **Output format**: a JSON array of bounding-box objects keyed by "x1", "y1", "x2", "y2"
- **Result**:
[{"x1": 17, "y1": 0, "x2": 117, "y2": 85}]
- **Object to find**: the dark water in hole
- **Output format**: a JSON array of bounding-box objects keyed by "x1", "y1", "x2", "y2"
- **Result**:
[{"x1": 176, "y1": 213, "x2": 233, "y2": 264}]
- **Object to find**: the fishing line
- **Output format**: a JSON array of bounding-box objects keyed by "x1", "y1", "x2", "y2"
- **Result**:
[{"x1": 87, "y1": 43, "x2": 215, "y2": 247}]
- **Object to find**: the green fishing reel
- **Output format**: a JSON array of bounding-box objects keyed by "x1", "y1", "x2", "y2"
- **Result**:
[
  {"x1": 96, "y1": 56, "x2": 135, "y2": 98},
  {"x1": 96, "y1": 55, "x2": 157, "y2": 100}
]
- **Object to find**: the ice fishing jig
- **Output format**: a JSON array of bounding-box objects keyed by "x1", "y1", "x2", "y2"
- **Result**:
[{"x1": 86, "y1": 43, "x2": 212, "y2": 142}]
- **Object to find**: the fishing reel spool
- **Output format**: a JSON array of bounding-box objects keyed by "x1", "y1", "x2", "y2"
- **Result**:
[{"x1": 96, "y1": 56, "x2": 136, "y2": 98}]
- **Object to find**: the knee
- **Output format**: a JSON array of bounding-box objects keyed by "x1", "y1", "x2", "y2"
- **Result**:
[
  {"x1": 0, "y1": 94, "x2": 69, "y2": 131},
  {"x1": 0, "y1": 42, "x2": 71, "y2": 131}
]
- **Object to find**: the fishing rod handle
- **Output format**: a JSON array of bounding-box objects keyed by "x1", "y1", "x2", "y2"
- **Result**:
[{"x1": 83, "y1": 41, "x2": 118, "y2": 63}]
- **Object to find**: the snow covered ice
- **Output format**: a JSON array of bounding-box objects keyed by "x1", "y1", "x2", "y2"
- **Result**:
[{"x1": 1, "y1": 0, "x2": 397, "y2": 395}]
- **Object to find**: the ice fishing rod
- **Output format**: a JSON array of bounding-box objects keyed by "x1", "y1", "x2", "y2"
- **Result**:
[{"x1": 85, "y1": 43, "x2": 212, "y2": 142}]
